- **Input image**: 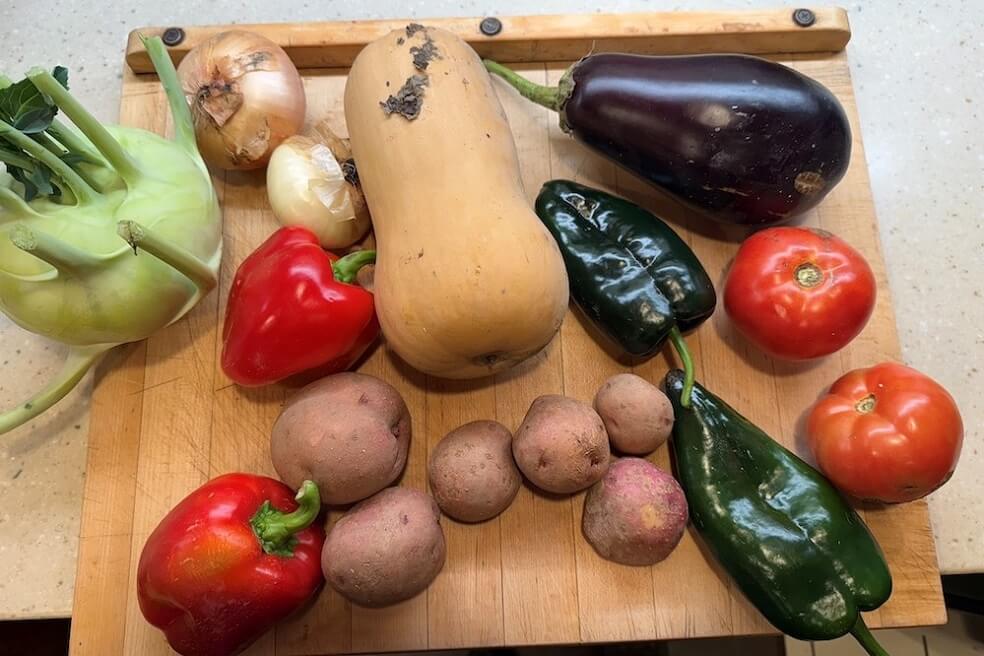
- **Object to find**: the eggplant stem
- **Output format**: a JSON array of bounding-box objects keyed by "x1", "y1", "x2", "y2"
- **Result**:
[
  {"x1": 0, "y1": 187, "x2": 43, "y2": 217},
  {"x1": 850, "y1": 616, "x2": 890, "y2": 656},
  {"x1": 10, "y1": 224, "x2": 109, "y2": 275},
  {"x1": 140, "y1": 36, "x2": 200, "y2": 161},
  {"x1": 0, "y1": 118, "x2": 98, "y2": 204},
  {"x1": 668, "y1": 326, "x2": 695, "y2": 408},
  {"x1": 27, "y1": 68, "x2": 141, "y2": 184},
  {"x1": 483, "y1": 59, "x2": 563, "y2": 112},
  {"x1": 117, "y1": 220, "x2": 217, "y2": 292},
  {"x1": 0, "y1": 344, "x2": 111, "y2": 436}
]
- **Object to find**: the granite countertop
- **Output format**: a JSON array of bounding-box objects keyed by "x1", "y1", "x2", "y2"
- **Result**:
[{"x1": 1, "y1": 0, "x2": 981, "y2": 620}]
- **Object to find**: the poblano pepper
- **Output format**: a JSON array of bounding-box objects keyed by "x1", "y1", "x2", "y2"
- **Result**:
[
  {"x1": 664, "y1": 370, "x2": 893, "y2": 656},
  {"x1": 535, "y1": 180, "x2": 715, "y2": 405}
]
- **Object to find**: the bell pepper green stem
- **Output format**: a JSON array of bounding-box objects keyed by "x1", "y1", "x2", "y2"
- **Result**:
[
  {"x1": 667, "y1": 326, "x2": 695, "y2": 407},
  {"x1": 850, "y1": 617, "x2": 889, "y2": 656},
  {"x1": 27, "y1": 68, "x2": 141, "y2": 184},
  {"x1": 250, "y1": 480, "x2": 321, "y2": 557},
  {"x1": 484, "y1": 59, "x2": 563, "y2": 112},
  {"x1": 333, "y1": 249, "x2": 376, "y2": 284},
  {"x1": 117, "y1": 220, "x2": 217, "y2": 292},
  {"x1": 0, "y1": 344, "x2": 110, "y2": 435}
]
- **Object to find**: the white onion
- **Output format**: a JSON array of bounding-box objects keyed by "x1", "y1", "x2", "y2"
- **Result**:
[
  {"x1": 177, "y1": 30, "x2": 305, "y2": 170},
  {"x1": 266, "y1": 122, "x2": 371, "y2": 249}
]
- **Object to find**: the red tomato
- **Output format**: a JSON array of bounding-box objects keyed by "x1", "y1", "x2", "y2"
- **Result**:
[
  {"x1": 807, "y1": 363, "x2": 963, "y2": 503},
  {"x1": 724, "y1": 227, "x2": 876, "y2": 360}
]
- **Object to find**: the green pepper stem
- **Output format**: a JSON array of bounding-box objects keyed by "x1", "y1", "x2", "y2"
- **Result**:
[
  {"x1": 140, "y1": 35, "x2": 200, "y2": 160},
  {"x1": 27, "y1": 68, "x2": 141, "y2": 184},
  {"x1": 484, "y1": 59, "x2": 564, "y2": 112},
  {"x1": 117, "y1": 220, "x2": 217, "y2": 292},
  {"x1": 850, "y1": 616, "x2": 890, "y2": 656},
  {"x1": 0, "y1": 344, "x2": 110, "y2": 435},
  {"x1": 10, "y1": 224, "x2": 108, "y2": 275},
  {"x1": 0, "y1": 118, "x2": 97, "y2": 204},
  {"x1": 250, "y1": 480, "x2": 321, "y2": 557},
  {"x1": 333, "y1": 249, "x2": 376, "y2": 284},
  {"x1": 668, "y1": 326, "x2": 695, "y2": 408}
]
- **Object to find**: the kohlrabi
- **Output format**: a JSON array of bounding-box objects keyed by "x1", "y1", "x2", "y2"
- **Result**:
[{"x1": 0, "y1": 36, "x2": 222, "y2": 434}]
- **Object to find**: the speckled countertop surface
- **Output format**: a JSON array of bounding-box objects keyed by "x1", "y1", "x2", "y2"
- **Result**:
[{"x1": 1, "y1": 0, "x2": 981, "y2": 620}]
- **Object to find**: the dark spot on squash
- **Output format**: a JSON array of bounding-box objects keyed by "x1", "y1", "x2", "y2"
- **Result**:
[
  {"x1": 405, "y1": 23, "x2": 426, "y2": 37},
  {"x1": 380, "y1": 74, "x2": 429, "y2": 120},
  {"x1": 410, "y1": 37, "x2": 440, "y2": 71}
]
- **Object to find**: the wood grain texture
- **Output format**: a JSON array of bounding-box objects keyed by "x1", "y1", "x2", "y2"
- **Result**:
[
  {"x1": 125, "y1": 8, "x2": 850, "y2": 73},
  {"x1": 71, "y1": 14, "x2": 943, "y2": 655}
]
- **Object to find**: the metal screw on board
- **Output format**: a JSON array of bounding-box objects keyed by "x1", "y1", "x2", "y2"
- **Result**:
[
  {"x1": 792, "y1": 8, "x2": 816, "y2": 27},
  {"x1": 480, "y1": 17, "x2": 503, "y2": 36},
  {"x1": 162, "y1": 27, "x2": 186, "y2": 46}
]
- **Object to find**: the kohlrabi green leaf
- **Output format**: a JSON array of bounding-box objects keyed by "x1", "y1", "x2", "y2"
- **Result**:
[
  {"x1": 0, "y1": 67, "x2": 65, "y2": 134},
  {"x1": 0, "y1": 39, "x2": 222, "y2": 435}
]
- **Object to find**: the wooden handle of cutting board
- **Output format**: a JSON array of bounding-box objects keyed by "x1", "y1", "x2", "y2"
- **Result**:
[{"x1": 125, "y1": 7, "x2": 851, "y2": 73}]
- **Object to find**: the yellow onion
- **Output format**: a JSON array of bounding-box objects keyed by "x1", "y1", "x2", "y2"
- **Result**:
[
  {"x1": 266, "y1": 121, "x2": 371, "y2": 249},
  {"x1": 177, "y1": 30, "x2": 305, "y2": 170}
]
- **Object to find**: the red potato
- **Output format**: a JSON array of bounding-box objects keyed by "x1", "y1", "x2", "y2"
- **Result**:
[
  {"x1": 322, "y1": 487, "x2": 446, "y2": 607},
  {"x1": 512, "y1": 394, "x2": 610, "y2": 494},
  {"x1": 593, "y1": 373, "x2": 674, "y2": 455},
  {"x1": 271, "y1": 372, "x2": 411, "y2": 505},
  {"x1": 582, "y1": 458, "x2": 688, "y2": 566},
  {"x1": 429, "y1": 420, "x2": 521, "y2": 522}
]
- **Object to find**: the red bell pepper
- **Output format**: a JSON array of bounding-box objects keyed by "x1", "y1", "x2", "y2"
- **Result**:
[
  {"x1": 137, "y1": 474, "x2": 325, "y2": 656},
  {"x1": 221, "y1": 226, "x2": 378, "y2": 386}
]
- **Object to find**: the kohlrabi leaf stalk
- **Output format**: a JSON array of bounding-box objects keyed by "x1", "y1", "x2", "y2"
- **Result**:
[{"x1": 0, "y1": 36, "x2": 222, "y2": 435}]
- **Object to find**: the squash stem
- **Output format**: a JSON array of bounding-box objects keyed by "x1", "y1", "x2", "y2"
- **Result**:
[
  {"x1": 27, "y1": 68, "x2": 141, "y2": 183},
  {"x1": 850, "y1": 616, "x2": 889, "y2": 656},
  {"x1": 117, "y1": 220, "x2": 217, "y2": 292},
  {"x1": 333, "y1": 249, "x2": 376, "y2": 284},
  {"x1": 0, "y1": 119, "x2": 97, "y2": 204},
  {"x1": 483, "y1": 59, "x2": 563, "y2": 112},
  {"x1": 10, "y1": 224, "x2": 107, "y2": 275},
  {"x1": 140, "y1": 35, "x2": 200, "y2": 160},
  {"x1": 668, "y1": 326, "x2": 695, "y2": 408},
  {"x1": 0, "y1": 344, "x2": 110, "y2": 436},
  {"x1": 0, "y1": 187, "x2": 43, "y2": 217}
]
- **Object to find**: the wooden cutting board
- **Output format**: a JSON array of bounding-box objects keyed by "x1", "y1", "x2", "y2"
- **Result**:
[{"x1": 70, "y1": 9, "x2": 945, "y2": 655}]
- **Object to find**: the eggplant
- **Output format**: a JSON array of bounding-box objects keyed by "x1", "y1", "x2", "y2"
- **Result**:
[{"x1": 485, "y1": 54, "x2": 851, "y2": 226}]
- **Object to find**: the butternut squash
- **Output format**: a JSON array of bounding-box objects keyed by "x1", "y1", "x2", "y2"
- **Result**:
[{"x1": 344, "y1": 25, "x2": 569, "y2": 379}]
